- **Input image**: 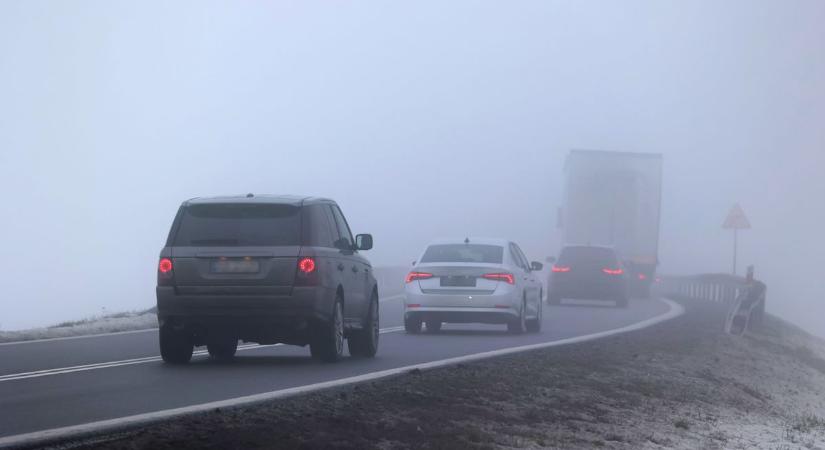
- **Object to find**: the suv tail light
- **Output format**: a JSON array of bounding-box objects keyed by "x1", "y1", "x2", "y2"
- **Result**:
[
  {"x1": 159, "y1": 258, "x2": 173, "y2": 274},
  {"x1": 602, "y1": 268, "x2": 624, "y2": 275},
  {"x1": 551, "y1": 265, "x2": 571, "y2": 273},
  {"x1": 295, "y1": 256, "x2": 320, "y2": 286},
  {"x1": 298, "y1": 257, "x2": 316, "y2": 274},
  {"x1": 482, "y1": 273, "x2": 515, "y2": 284},
  {"x1": 157, "y1": 257, "x2": 174, "y2": 285},
  {"x1": 405, "y1": 272, "x2": 433, "y2": 283}
]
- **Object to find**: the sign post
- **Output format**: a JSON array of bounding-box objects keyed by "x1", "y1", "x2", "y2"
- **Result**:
[{"x1": 723, "y1": 203, "x2": 751, "y2": 275}]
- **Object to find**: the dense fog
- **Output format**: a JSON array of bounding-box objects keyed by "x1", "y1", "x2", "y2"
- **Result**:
[{"x1": 1, "y1": 1, "x2": 823, "y2": 335}]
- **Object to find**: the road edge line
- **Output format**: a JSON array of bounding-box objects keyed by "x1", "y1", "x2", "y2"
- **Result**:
[{"x1": 0, "y1": 298, "x2": 683, "y2": 449}]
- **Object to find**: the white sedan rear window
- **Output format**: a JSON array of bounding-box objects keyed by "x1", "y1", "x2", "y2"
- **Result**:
[{"x1": 420, "y1": 244, "x2": 504, "y2": 264}]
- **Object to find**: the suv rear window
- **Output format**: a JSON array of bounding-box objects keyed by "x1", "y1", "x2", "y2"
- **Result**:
[
  {"x1": 558, "y1": 246, "x2": 618, "y2": 265},
  {"x1": 173, "y1": 204, "x2": 300, "y2": 246},
  {"x1": 420, "y1": 244, "x2": 504, "y2": 264}
]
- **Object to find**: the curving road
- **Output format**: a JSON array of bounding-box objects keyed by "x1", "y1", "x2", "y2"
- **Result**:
[{"x1": 0, "y1": 295, "x2": 677, "y2": 447}]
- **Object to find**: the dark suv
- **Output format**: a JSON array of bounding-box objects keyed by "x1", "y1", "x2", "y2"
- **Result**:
[
  {"x1": 547, "y1": 245, "x2": 629, "y2": 307},
  {"x1": 156, "y1": 195, "x2": 377, "y2": 363}
]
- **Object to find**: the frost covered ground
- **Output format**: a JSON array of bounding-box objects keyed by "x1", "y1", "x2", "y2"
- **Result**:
[
  {"x1": 55, "y1": 299, "x2": 825, "y2": 450},
  {"x1": 0, "y1": 311, "x2": 157, "y2": 343}
]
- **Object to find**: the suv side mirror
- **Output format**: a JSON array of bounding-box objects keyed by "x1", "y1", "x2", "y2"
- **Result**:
[
  {"x1": 545, "y1": 256, "x2": 556, "y2": 263},
  {"x1": 530, "y1": 261, "x2": 543, "y2": 271},
  {"x1": 355, "y1": 234, "x2": 373, "y2": 251}
]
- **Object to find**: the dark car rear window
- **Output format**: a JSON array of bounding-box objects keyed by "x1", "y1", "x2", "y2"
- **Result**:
[
  {"x1": 558, "y1": 247, "x2": 618, "y2": 265},
  {"x1": 420, "y1": 244, "x2": 504, "y2": 264},
  {"x1": 173, "y1": 203, "x2": 300, "y2": 246}
]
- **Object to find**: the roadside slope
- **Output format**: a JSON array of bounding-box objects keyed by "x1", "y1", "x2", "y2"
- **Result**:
[{"x1": 55, "y1": 301, "x2": 825, "y2": 450}]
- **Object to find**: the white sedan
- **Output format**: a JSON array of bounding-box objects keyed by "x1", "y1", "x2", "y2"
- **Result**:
[{"x1": 403, "y1": 238, "x2": 544, "y2": 334}]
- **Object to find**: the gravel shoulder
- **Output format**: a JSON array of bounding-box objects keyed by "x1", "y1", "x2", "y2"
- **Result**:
[{"x1": 52, "y1": 299, "x2": 825, "y2": 450}]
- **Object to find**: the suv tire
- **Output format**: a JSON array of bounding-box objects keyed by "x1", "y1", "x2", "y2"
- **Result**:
[
  {"x1": 349, "y1": 292, "x2": 379, "y2": 358},
  {"x1": 311, "y1": 295, "x2": 345, "y2": 363},
  {"x1": 159, "y1": 325, "x2": 194, "y2": 364},
  {"x1": 425, "y1": 320, "x2": 442, "y2": 333}
]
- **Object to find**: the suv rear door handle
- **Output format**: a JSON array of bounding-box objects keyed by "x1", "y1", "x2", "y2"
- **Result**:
[
  {"x1": 337, "y1": 263, "x2": 345, "y2": 271},
  {"x1": 351, "y1": 266, "x2": 359, "y2": 273}
]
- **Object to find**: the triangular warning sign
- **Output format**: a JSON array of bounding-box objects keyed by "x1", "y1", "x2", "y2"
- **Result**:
[{"x1": 723, "y1": 203, "x2": 751, "y2": 229}]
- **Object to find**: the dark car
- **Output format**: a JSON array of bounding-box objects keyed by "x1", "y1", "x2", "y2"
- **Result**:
[
  {"x1": 546, "y1": 245, "x2": 629, "y2": 307},
  {"x1": 156, "y1": 194, "x2": 378, "y2": 364}
]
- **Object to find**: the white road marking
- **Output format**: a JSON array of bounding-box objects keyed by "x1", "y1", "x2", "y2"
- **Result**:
[
  {"x1": 0, "y1": 299, "x2": 683, "y2": 449},
  {"x1": 0, "y1": 327, "x2": 407, "y2": 382},
  {"x1": 0, "y1": 295, "x2": 406, "y2": 347}
]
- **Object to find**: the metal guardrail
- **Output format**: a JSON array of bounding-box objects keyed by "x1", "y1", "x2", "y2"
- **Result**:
[{"x1": 657, "y1": 266, "x2": 766, "y2": 335}]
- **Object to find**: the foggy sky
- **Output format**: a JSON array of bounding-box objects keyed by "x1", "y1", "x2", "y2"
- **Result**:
[{"x1": 1, "y1": 1, "x2": 823, "y2": 334}]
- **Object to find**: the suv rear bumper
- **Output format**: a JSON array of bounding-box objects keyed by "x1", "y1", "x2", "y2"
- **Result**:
[{"x1": 156, "y1": 286, "x2": 335, "y2": 344}]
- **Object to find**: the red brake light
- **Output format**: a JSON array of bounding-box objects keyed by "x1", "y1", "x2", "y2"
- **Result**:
[
  {"x1": 405, "y1": 272, "x2": 433, "y2": 283},
  {"x1": 638, "y1": 273, "x2": 647, "y2": 280},
  {"x1": 482, "y1": 273, "x2": 515, "y2": 284},
  {"x1": 602, "y1": 268, "x2": 624, "y2": 275},
  {"x1": 551, "y1": 265, "x2": 571, "y2": 273},
  {"x1": 298, "y1": 257, "x2": 316, "y2": 274},
  {"x1": 158, "y1": 258, "x2": 173, "y2": 274}
]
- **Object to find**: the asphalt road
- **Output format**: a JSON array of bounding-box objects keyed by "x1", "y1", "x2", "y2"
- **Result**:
[{"x1": 0, "y1": 295, "x2": 672, "y2": 443}]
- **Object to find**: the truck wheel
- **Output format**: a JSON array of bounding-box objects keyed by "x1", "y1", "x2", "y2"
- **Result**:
[
  {"x1": 159, "y1": 325, "x2": 193, "y2": 364},
  {"x1": 207, "y1": 338, "x2": 238, "y2": 361},
  {"x1": 349, "y1": 292, "x2": 379, "y2": 358},
  {"x1": 507, "y1": 301, "x2": 527, "y2": 334},
  {"x1": 526, "y1": 297, "x2": 542, "y2": 333},
  {"x1": 404, "y1": 316, "x2": 422, "y2": 334},
  {"x1": 311, "y1": 296, "x2": 344, "y2": 363}
]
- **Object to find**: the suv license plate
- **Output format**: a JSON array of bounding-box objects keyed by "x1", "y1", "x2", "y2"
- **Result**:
[{"x1": 211, "y1": 260, "x2": 260, "y2": 273}]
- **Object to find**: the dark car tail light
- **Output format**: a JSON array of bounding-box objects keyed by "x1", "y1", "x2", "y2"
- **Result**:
[
  {"x1": 551, "y1": 265, "x2": 571, "y2": 273},
  {"x1": 157, "y1": 257, "x2": 174, "y2": 285},
  {"x1": 298, "y1": 257, "x2": 316, "y2": 274},
  {"x1": 295, "y1": 256, "x2": 320, "y2": 286},
  {"x1": 602, "y1": 268, "x2": 624, "y2": 275},
  {"x1": 159, "y1": 258, "x2": 173, "y2": 274},
  {"x1": 405, "y1": 272, "x2": 433, "y2": 283},
  {"x1": 482, "y1": 273, "x2": 515, "y2": 284}
]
